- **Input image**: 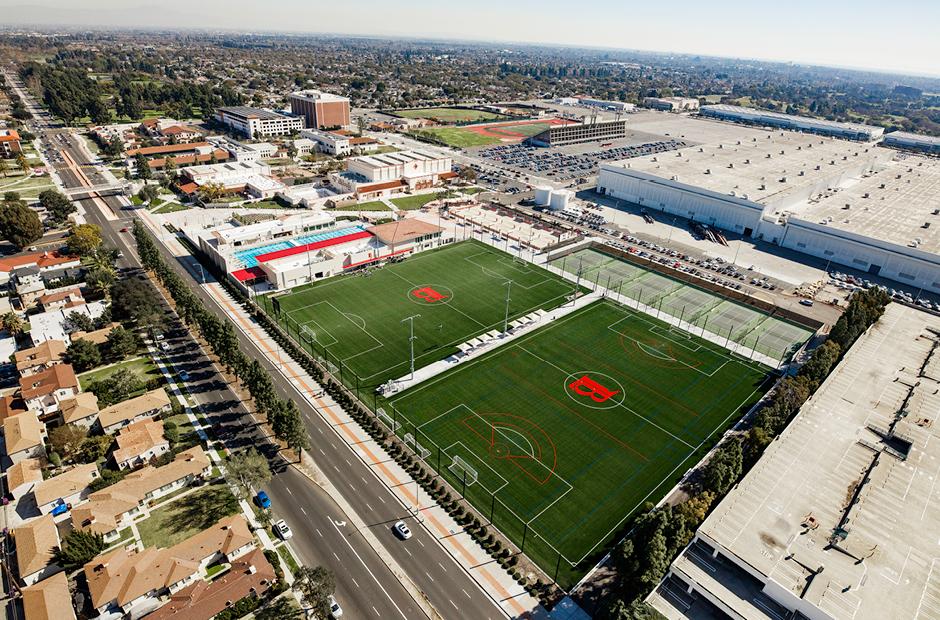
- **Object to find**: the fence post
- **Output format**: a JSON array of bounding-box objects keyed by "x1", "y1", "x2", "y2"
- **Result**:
[
  {"x1": 521, "y1": 522, "x2": 528, "y2": 553},
  {"x1": 461, "y1": 470, "x2": 467, "y2": 498},
  {"x1": 554, "y1": 552, "x2": 563, "y2": 583}
]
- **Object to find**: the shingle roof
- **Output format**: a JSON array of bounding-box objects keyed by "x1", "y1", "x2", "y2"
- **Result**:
[
  {"x1": 21, "y1": 572, "x2": 75, "y2": 620},
  {"x1": 34, "y1": 463, "x2": 99, "y2": 508},
  {"x1": 84, "y1": 514, "x2": 254, "y2": 609},
  {"x1": 59, "y1": 392, "x2": 99, "y2": 424},
  {"x1": 14, "y1": 340, "x2": 67, "y2": 372},
  {"x1": 14, "y1": 515, "x2": 59, "y2": 578},
  {"x1": 3, "y1": 411, "x2": 45, "y2": 454},
  {"x1": 98, "y1": 388, "x2": 171, "y2": 430},
  {"x1": 367, "y1": 218, "x2": 442, "y2": 245},
  {"x1": 19, "y1": 364, "x2": 78, "y2": 401},
  {"x1": 112, "y1": 419, "x2": 167, "y2": 466},
  {"x1": 7, "y1": 458, "x2": 43, "y2": 497}
]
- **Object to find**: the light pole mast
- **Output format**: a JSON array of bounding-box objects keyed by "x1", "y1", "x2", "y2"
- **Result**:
[
  {"x1": 503, "y1": 280, "x2": 513, "y2": 333},
  {"x1": 402, "y1": 314, "x2": 421, "y2": 380}
]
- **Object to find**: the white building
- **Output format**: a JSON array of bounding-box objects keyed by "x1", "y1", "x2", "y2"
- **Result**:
[
  {"x1": 214, "y1": 106, "x2": 304, "y2": 138},
  {"x1": 882, "y1": 131, "x2": 940, "y2": 155},
  {"x1": 243, "y1": 142, "x2": 277, "y2": 158},
  {"x1": 598, "y1": 131, "x2": 940, "y2": 292},
  {"x1": 643, "y1": 97, "x2": 700, "y2": 113},
  {"x1": 28, "y1": 301, "x2": 106, "y2": 344},
  {"x1": 701, "y1": 104, "x2": 885, "y2": 142},
  {"x1": 179, "y1": 161, "x2": 286, "y2": 199},
  {"x1": 578, "y1": 98, "x2": 636, "y2": 112},
  {"x1": 331, "y1": 150, "x2": 454, "y2": 199}
]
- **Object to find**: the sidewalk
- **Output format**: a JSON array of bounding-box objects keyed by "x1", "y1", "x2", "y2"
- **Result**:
[{"x1": 138, "y1": 209, "x2": 542, "y2": 618}]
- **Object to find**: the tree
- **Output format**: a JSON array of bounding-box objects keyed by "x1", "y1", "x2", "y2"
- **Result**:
[
  {"x1": 105, "y1": 326, "x2": 137, "y2": 359},
  {"x1": 66, "y1": 339, "x2": 101, "y2": 371},
  {"x1": 138, "y1": 184, "x2": 159, "y2": 204},
  {"x1": 79, "y1": 435, "x2": 113, "y2": 463},
  {"x1": 0, "y1": 200, "x2": 42, "y2": 249},
  {"x1": 15, "y1": 152, "x2": 29, "y2": 175},
  {"x1": 292, "y1": 566, "x2": 335, "y2": 618},
  {"x1": 66, "y1": 223, "x2": 103, "y2": 256},
  {"x1": 38, "y1": 189, "x2": 76, "y2": 225},
  {"x1": 225, "y1": 448, "x2": 272, "y2": 501},
  {"x1": 111, "y1": 278, "x2": 163, "y2": 327},
  {"x1": 700, "y1": 439, "x2": 743, "y2": 496},
  {"x1": 282, "y1": 408, "x2": 310, "y2": 462},
  {"x1": 54, "y1": 529, "x2": 105, "y2": 571},
  {"x1": 0, "y1": 158, "x2": 7, "y2": 178},
  {"x1": 86, "y1": 267, "x2": 116, "y2": 299},
  {"x1": 255, "y1": 597, "x2": 302, "y2": 620},
  {"x1": 135, "y1": 153, "x2": 152, "y2": 180},
  {"x1": 1, "y1": 312, "x2": 24, "y2": 335},
  {"x1": 65, "y1": 311, "x2": 94, "y2": 333},
  {"x1": 163, "y1": 420, "x2": 180, "y2": 445},
  {"x1": 48, "y1": 424, "x2": 89, "y2": 462},
  {"x1": 86, "y1": 368, "x2": 142, "y2": 407},
  {"x1": 458, "y1": 166, "x2": 477, "y2": 182},
  {"x1": 162, "y1": 157, "x2": 177, "y2": 182}
]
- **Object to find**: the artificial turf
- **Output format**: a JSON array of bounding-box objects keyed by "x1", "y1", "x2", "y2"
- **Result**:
[
  {"x1": 393, "y1": 107, "x2": 507, "y2": 123},
  {"x1": 267, "y1": 240, "x2": 579, "y2": 390},
  {"x1": 389, "y1": 299, "x2": 769, "y2": 585}
]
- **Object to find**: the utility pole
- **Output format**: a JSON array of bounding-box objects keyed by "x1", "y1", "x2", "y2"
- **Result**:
[
  {"x1": 503, "y1": 280, "x2": 513, "y2": 332},
  {"x1": 402, "y1": 314, "x2": 421, "y2": 380}
]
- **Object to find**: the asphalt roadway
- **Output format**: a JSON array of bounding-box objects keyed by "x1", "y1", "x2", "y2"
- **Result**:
[{"x1": 38, "y1": 122, "x2": 507, "y2": 619}]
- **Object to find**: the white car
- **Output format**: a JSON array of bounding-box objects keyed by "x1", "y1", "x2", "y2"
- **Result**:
[
  {"x1": 392, "y1": 520, "x2": 412, "y2": 540},
  {"x1": 273, "y1": 519, "x2": 293, "y2": 540},
  {"x1": 159, "y1": 342, "x2": 171, "y2": 352},
  {"x1": 329, "y1": 595, "x2": 343, "y2": 618}
]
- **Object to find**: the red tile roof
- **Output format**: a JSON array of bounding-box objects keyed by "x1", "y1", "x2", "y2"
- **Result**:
[
  {"x1": 127, "y1": 142, "x2": 212, "y2": 157},
  {"x1": 0, "y1": 251, "x2": 79, "y2": 274}
]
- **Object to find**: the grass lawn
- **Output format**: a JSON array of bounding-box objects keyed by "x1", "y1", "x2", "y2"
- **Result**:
[
  {"x1": 393, "y1": 107, "x2": 507, "y2": 123},
  {"x1": 137, "y1": 483, "x2": 240, "y2": 549},
  {"x1": 130, "y1": 195, "x2": 145, "y2": 206},
  {"x1": 247, "y1": 200, "x2": 287, "y2": 209},
  {"x1": 460, "y1": 187, "x2": 485, "y2": 195},
  {"x1": 153, "y1": 202, "x2": 190, "y2": 214},
  {"x1": 372, "y1": 145, "x2": 400, "y2": 154},
  {"x1": 390, "y1": 192, "x2": 444, "y2": 211},
  {"x1": 276, "y1": 544, "x2": 300, "y2": 575},
  {"x1": 78, "y1": 356, "x2": 162, "y2": 391},
  {"x1": 409, "y1": 127, "x2": 499, "y2": 148},
  {"x1": 263, "y1": 240, "x2": 581, "y2": 393},
  {"x1": 350, "y1": 200, "x2": 391, "y2": 211},
  {"x1": 389, "y1": 299, "x2": 770, "y2": 586},
  {"x1": 0, "y1": 174, "x2": 57, "y2": 201}
]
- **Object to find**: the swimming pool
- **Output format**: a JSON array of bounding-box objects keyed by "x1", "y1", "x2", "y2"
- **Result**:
[
  {"x1": 292, "y1": 225, "x2": 367, "y2": 246},
  {"x1": 234, "y1": 241, "x2": 293, "y2": 268}
]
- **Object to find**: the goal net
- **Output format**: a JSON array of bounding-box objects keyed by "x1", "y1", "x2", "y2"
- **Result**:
[
  {"x1": 403, "y1": 433, "x2": 431, "y2": 460},
  {"x1": 376, "y1": 408, "x2": 400, "y2": 433},
  {"x1": 449, "y1": 455, "x2": 478, "y2": 485}
]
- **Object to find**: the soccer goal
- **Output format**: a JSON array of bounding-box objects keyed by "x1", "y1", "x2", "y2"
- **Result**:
[
  {"x1": 449, "y1": 455, "x2": 479, "y2": 486},
  {"x1": 404, "y1": 433, "x2": 432, "y2": 460},
  {"x1": 376, "y1": 408, "x2": 401, "y2": 433}
]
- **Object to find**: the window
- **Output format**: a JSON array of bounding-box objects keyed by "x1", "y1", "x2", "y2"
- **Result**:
[
  {"x1": 852, "y1": 258, "x2": 868, "y2": 266},
  {"x1": 797, "y1": 242, "x2": 806, "y2": 248},
  {"x1": 898, "y1": 272, "x2": 915, "y2": 280},
  {"x1": 823, "y1": 250, "x2": 834, "y2": 256}
]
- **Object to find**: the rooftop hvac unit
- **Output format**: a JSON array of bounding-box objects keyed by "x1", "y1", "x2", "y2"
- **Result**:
[
  {"x1": 780, "y1": 150, "x2": 785, "y2": 155},
  {"x1": 759, "y1": 184, "x2": 766, "y2": 190},
  {"x1": 744, "y1": 159, "x2": 750, "y2": 164},
  {"x1": 780, "y1": 176, "x2": 788, "y2": 183},
  {"x1": 843, "y1": 204, "x2": 851, "y2": 209},
  {"x1": 704, "y1": 169, "x2": 711, "y2": 174},
  {"x1": 923, "y1": 222, "x2": 931, "y2": 229},
  {"x1": 863, "y1": 193, "x2": 869, "y2": 198},
  {"x1": 799, "y1": 170, "x2": 805, "y2": 176},
  {"x1": 728, "y1": 163, "x2": 734, "y2": 168},
  {"x1": 766, "y1": 153, "x2": 772, "y2": 158}
]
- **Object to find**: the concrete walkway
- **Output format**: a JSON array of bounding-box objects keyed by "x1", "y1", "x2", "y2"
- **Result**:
[{"x1": 137, "y1": 209, "x2": 541, "y2": 618}]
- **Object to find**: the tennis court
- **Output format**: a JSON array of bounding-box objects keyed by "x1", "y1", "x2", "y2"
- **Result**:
[{"x1": 550, "y1": 249, "x2": 814, "y2": 361}]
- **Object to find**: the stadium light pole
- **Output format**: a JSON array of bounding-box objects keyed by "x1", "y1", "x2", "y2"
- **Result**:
[
  {"x1": 402, "y1": 314, "x2": 421, "y2": 381},
  {"x1": 503, "y1": 280, "x2": 513, "y2": 333}
]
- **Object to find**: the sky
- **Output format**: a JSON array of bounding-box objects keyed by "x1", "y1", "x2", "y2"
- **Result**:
[{"x1": 1, "y1": 0, "x2": 939, "y2": 78}]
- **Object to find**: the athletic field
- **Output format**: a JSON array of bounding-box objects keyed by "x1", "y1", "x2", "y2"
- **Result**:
[
  {"x1": 410, "y1": 118, "x2": 576, "y2": 148},
  {"x1": 551, "y1": 249, "x2": 814, "y2": 362},
  {"x1": 389, "y1": 299, "x2": 768, "y2": 586},
  {"x1": 264, "y1": 240, "x2": 579, "y2": 391},
  {"x1": 393, "y1": 107, "x2": 507, "y2": 123}
]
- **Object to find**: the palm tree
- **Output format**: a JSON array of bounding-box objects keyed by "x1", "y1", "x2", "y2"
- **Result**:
[
  {"x1": 15, "y1": 153, "x2": 29, "y2": 176},
  {"x1": 1, "y1": 312, "x2": 24, "y2": 336},
  {"x1": 0, "y1": 158, "x2": 7, "y2": 178}
]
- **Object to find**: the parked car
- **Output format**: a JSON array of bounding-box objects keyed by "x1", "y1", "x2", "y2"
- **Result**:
[
  {"x1": 255, "y1": 491, "x2": 271, "y2": 510},
  {"x1": 329, "y1": 595, "x2": 343, "y2": 618},
  {"x1": 273, "y1": 519, "x2": 293, "y2": 540},
  {"x1": 392, "y1": 520, "x2": 412, "y2": 540},
  {"x1": 799, "y1": 299, "x2": 815, "y2": 307}
]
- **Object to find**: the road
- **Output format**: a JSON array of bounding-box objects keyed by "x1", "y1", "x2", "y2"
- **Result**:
[{"x1": 13, "y1": 73, "x2": 509, "y2": 619}]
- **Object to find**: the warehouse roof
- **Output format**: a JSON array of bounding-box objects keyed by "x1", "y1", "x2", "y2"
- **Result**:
[
  {"x1": 781, "y1": 154, "x2": 940, "y2": 254},
  {"x1": 603, "y1": 132, "x2": 889, "y2": 206},
  {"x1": 690, "y1": 303, "x2": 940, "y2": 620},
  {"x1": 702, "y1": 104, "x2": 884, "y2": 137}
]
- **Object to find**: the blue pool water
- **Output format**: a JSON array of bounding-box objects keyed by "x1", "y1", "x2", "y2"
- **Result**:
[
  {"x1": 292, "y1": 225, "x2": 367, "y2": 246},
  {"x1": 233, "y1": 241, "x2": 293, "y2": 268}
]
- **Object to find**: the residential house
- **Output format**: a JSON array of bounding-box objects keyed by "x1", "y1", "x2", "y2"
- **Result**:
[
  {"x1": 0, "y1": 394, "x2": 27, "y2": 421},
  {"x1": 3, "y1": 411, "x2": 46, "y2": 465},
  {"x1": 34, "y1": 463, "x2": 99, "y2": 517},
  {"x1": 160, "y1": 125, "x2": 202, "y2": 143},
  {"x1": 21, "y1": 572, "x2": 77, "y2": 620},
  {"x1": 71, "y1": 322, "x2": 121, "y2": 346},
  {"x1": 28, "y1": 301, "x2": 107, "y2": 344},
  {"x1": 58, "y1": 392, "x2": 100, "y2": 428},
  {"x1": 144, "y1": 547, "x2": 275, "y2": 620},
  {"x1": 0, "y1": 128, "x2": 22, "y2": 157},
  {"x1": 112, "y1": 419, "x2": 169, "y2": 470},
  {"x1": 98, "y1": 388, "x2": 172, "y2": 435},
  {"x1": 20, "y1": 364, "x2": 79, "y2": 417},
  {"x1": 84, "y1": 514, "x2": 255, "y2": 616},
  {"x1": 0, "y1": 251, "x2": 81, "y2": 287},
  {"x1": 6, "y1": 458, "x2": 43, "y2": 499},
  {"x1": 14, "y1": 515, "x2": 61, "y2": 586},
  {"x1": 36, "y1": 287, "x2": 84, "y2": 312},
  {"x1": 71, "y1": 446, "x2": 211, "y2": 543},
  {"x1": 13, "y1": 266, "x2": 46, "y2": 308},
  {"x1": 14, "y1": 340, "x2": 67, "y2": 377}
]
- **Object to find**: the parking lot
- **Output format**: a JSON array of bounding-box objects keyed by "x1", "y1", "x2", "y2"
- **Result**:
[{"x1": 476, "y1": 139, "x2": 687, "y2": 181}]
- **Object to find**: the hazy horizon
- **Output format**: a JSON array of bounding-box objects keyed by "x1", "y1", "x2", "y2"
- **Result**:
[{"x1": 1, "y1": 0, "x2": 938, "y2": 79}]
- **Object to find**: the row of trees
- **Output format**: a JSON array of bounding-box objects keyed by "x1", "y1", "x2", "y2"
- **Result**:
[
  {"x1": 132, "y1": 220, "x2": 310, "y2": 458},
  {"x1": 0, "y1": 189, "x2": 79, "y2": 251},
  {"x1": 605, "y1": 288, "x2": 891, "y2": 618}
]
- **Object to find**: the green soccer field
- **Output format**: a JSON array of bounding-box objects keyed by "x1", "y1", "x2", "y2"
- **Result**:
[
  {"x1": 409, "y1": 127, "x2": 500, "y2": 148},
  {"x1": 266, "y1": 240, "x2": 580, "y2": 391},
  {"x1": 388, "y1": 299, "x2": 770, "y2": 586},
  {"x1": 393, "y1": 107, "x2": 507, "y2": 123}
]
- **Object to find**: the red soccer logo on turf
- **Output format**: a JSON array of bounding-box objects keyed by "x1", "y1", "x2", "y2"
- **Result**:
[
  {"x1": 412, "y1": 286, "x2": 448, "y2": 303},
  {"x1": 568, "y1": 375, "x2": 620, "y2": 403}
]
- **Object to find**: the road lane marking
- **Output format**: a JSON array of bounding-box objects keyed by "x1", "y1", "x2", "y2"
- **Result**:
[
  {"x1": 462, "y1": 589, "x2": 471, "y2": 599},
  {"x1": 285, "y1": 487, "x2": 293, "y2": 496},
  {"x1": 316, "y1": 528, "x2": 323, "y2": 537},
  {"x1": 300, "y1": 507, "x2": 308, "y2": 516},
  {"x1": 365, "y1": 503, "x2": 373, "y2": 512},
  {"x1": 438, "y1": 562, "x2": 447, "y2": 573},
  {"x1": 329, "y1": 520, "x2": 410, "y2": 620},
  {"x1": 424, "y1": 571, "x2": 435, "y2": 583},
  {"x1": 449, "y1": 599, "x2": 459, "y2": 610}
]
